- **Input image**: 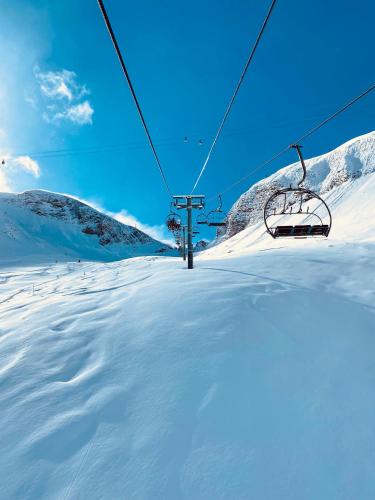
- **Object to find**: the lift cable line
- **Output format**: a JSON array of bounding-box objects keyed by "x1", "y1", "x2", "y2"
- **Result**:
[
  {"x1": 97, "y1": 0, "x2": 172, "y2": 197},
  {"x1": 6, "y1": 109, "x2": 339, "y2": 162},
  {"x1": 191, "y1": 0, "x2": 278, "y2": 194},
  {"x1": 207, "y1": 83, "x2": 375, "y2": 202}
]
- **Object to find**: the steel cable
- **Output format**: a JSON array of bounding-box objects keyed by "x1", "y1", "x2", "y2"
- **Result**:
[
  {"x1": 97, "y1": 0, "x2": 172, "y2": 196},
  {"x1": 191, "y1": 0, "x2": 278, "y2": 193}
]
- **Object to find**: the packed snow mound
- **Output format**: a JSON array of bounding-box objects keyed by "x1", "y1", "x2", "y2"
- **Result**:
[
  {"x1": 225, "y1": 131, "x2": 375, "y2": 238},
  {"x1": 1, "y1": 241, "x2": 375, "y2": 499},
  {"x1": 0, "y1": 190, "x2": 173, "y2": 265}
]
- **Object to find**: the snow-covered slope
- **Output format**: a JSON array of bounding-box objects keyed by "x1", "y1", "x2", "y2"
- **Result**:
[
  {"x1": 225, "y1": 131, "x2": 375, "y2": 240},
  {"x1": 1, "y1": 239, "x2": 375, "y2": 499},
  {"x1": 0, "y1": 190, "x2": 173, "y2": 264}
]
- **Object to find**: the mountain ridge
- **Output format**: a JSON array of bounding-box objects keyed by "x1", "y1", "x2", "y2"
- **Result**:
[{"x1": 0, "y1": 189, "x2": 174, "y2": 264}]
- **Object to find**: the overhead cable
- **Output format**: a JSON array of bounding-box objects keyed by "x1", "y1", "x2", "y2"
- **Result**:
[
  {"x1": 210, "y1": 83, "x2": 375, "y2": 200},
  {"x1": 191, "y1": 0, "x2": 278, "y2": 193},
  {"x1": 97, "y1": 0, "x2": 172, "y2": 196}
]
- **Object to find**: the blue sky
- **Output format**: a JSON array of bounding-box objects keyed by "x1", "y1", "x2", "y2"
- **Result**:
[{"x1": 0, "y1": 0, "x2": 374, "y2": 242}]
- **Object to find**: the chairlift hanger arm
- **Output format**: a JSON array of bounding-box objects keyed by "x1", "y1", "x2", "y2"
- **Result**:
[{"x1": 290, "y1": 144, "x2": 307, "y2": 186}]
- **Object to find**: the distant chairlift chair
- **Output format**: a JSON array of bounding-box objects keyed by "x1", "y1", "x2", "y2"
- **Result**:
[
  {"x1": 196, "y1": 211, "x2": 208, "y2": 225},
  {"x1": 263, "y1": 144, "x2": 332, "y2": 238},
  {"x1": 207, "y1": 195, "x2": 228, "y2": 228}
]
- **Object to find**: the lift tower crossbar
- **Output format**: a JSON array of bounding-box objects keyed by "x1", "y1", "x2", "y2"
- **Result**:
[{"x1": 173, "y1": 195, "x2": 205, "y2": 269}]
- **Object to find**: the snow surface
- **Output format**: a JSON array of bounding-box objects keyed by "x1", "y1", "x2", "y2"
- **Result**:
[
  {"x1": 1, "y1": 241, "x2": 375, "y2": 499},
  {"x1": 1, "y1": 133, "x2": 375, "y2": 499}
]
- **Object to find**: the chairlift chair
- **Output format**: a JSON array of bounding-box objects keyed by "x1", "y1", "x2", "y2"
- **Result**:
[
  {"x1": 263, "y1": 144, "x2": 332, "y2": 238},
  {"x1": 196, "y1": 211, "x2": 208, "y2": 225},
  {"x1": 166, "y1": 203, "x2": 182, "y2": 233},
  {"x1": 207, "y1": 195, "x2": 228, "y2": 227}
]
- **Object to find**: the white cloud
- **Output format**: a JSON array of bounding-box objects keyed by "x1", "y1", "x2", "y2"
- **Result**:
[
  {"x1": 13, "y1": 156, "x2": 41, "y2": 177},
  {"x1": 54, "y1": 100, "x2": 94, "y2": 125},
  {"x1": 24, "y1": 92, "x2": 38, "y2": 109},
  {"x1": 35, "y1": 68, "x2": 88, "y2": 101},
  {"x1": 34, "y1": 67, "x2": 93, "y2": 126},
  {"x1": 112, "y1": 208, "x2": 174, "y2": 246},
  {"x1": 0, "y1": 153, "x2": 41, "y2": 192}
]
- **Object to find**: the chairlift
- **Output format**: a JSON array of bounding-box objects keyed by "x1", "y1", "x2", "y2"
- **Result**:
[
  {"x1": 264, "y1": 144, "x2": 332, "y2": 238},
  {"x1": 196, "y1": 211, "x2": 208, "y2": 225},
  {"x1": 207, "y1": 195, "x2": 227, "y2": 227},
  {"x1": 166, "y1": 203, "x2": 182, "y2": 233},
  {"x1": 198, "y1": 139, "x2": 203, "y2": 146},
  {"x1": 183, "y1": 136, "x2": 188, "y2": 143}
]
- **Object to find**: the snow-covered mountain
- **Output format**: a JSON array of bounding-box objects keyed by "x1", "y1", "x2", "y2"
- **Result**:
[
  {"x1": 225, "y1": 131, "x2": 375, "y2": 240},
  {"x1": 0, "y1": 190, "x2": 173, "y2": 264}
]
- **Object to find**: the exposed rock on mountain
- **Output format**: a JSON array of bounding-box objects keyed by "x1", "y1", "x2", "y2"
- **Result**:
[{"x1": 0, "y1": 190, "x2": 173, "y2": 264}]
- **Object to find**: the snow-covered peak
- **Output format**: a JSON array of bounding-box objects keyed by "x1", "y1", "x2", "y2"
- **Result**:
[
  {"x1": 0, "y1": 190, "x2": 174, "y2": 265},
  {"x1": 266, "y1": 131, "x2": 374, "y2": 192}
]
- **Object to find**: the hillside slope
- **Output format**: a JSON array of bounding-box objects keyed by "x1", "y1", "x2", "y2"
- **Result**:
[
  {"x1": 225, "y1": 131, "x2": 375, "y2": 239},
  {"x1": 0, "y1": 190, "x2": 173, "y2": 264}
]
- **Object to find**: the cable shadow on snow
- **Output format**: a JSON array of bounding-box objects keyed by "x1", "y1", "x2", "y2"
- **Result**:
[
  {"x1": 199, "y1": 266, "x2": 375, "y2": 312},
  {"x1": 199, "y1": 266, "x2": 304, "y2": 291}
]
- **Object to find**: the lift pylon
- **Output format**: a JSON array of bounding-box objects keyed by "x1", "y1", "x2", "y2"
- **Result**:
[{"x1": 173, "y1": 195, "x2": 205, "y2": 269}]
